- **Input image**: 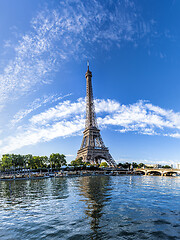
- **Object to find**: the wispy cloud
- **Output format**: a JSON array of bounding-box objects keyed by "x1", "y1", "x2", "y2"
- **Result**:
[
  {"x1": 0, "y1": 10, "x2": 59, "y2": 108},
  {"x1": 100, "y1": 100, "x2": 175, "y2": 135},
  {"x1": 1, "y1": 116, "x2": 84, "y2": 153},
  {"x1": 1, "y1": 98, "x2": 180, "y2": 153},
  {"x1": 0, "y1": 0, "x2": 154, "y2": 109},
  {"x1": 10, "y1": 93, "x2": 71, "y2": 127},
  {"x1": 30, "y1": 98, "x2": 85, "y2": 125}
]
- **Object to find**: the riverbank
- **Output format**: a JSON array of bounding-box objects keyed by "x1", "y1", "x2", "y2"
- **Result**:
[{"x1": 0, "y1": 169, "x2": 179, "y2": 181}]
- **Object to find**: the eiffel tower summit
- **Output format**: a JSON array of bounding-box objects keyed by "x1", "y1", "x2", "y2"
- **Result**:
[{"x1": 76, "y1": 63, "x2": 117, "y2": 167}]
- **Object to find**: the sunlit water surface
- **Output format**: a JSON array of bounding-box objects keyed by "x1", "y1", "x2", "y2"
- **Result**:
[{"x1": 0, "y1": 176, "x2": 179, "y2": 240}]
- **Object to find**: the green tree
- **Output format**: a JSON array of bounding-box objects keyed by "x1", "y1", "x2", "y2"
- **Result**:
[
  {"x1": 100, "y1": 162, "x2": 108, "y2": 168},
  {"x1": 70, "y1": 158, "x2": 85, "y2": 166},
  {"x1": 138, "y1": 163, "x2": 145, "y2": 168},
  {"x1": 162, "y1": 165, "x2": 171, "y2": 169},
  {"x1": 49, "y1": 153, "x2": 66, "y2": 168},
  {"x1": 117, "y1": 163, "x2": 123, "y2": 168},
  {"x1": 0, "y1": 153, "x2": 66, "y2": 170},
  {"x1": 1, "y1": 154, "x2": 12, "y2": 170},
  {"x1": 32, "y1": 156, "x2": 45, "y2": 169},
  {"x1": 11, "y1": 154, "x2": 24, "y2": 168},
  {"x1": 27, "y1": 155, "x2": 36, "y2": 169},
  {"x1": 122, "y1": 162, "x2": 131, "y2": 169},
  {"x1": 85, "y1": 161, "x2": 91, "y2": 166},
  {"x1": 24, "y1": 154, "x2": 33, "y2": 168},
  {"x1": 31, "y1": 156, "x2": 39, "y2": 169},
  {"x1": 26, "y1": 155, "x2": 49, "y2": 169},
  {"x1": 40, "y1": 156, "x2": 49, "y2": 168},
  {"x1": 132, "y1": 162, "x2": 138, "y2": 168}
]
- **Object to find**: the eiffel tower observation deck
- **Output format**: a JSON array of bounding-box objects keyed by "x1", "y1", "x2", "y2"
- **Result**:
[{"x1": 76, "y1": 64, "x2": 117, "y2": 167}]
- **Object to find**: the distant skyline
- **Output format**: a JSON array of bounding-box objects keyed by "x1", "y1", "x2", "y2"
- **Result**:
[{"x1": 0, "y1": 0, "x2": 180, "y2": 165}]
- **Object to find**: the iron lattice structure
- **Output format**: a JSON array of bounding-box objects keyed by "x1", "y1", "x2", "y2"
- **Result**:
[{"x1": 76, "y1": 66, "x2": 117, "y2": 167}]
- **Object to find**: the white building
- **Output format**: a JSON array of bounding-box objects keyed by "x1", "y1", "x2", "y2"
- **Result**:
[
  {"x1": 145, "y1": 164, "x2": 162, "y2": 169},
  {"x1": 176, "y1": 164, "x2": 180, "y2": 169}
]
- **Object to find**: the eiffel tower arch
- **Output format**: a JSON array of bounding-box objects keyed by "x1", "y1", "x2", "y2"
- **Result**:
[{"x1": 76, "y1": 64, "x2": 117, "y2": 167}]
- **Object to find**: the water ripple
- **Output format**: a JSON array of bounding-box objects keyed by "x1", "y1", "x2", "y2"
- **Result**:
[{"x1": 0, "y1": 176, "x2": 179, "y2": 239}]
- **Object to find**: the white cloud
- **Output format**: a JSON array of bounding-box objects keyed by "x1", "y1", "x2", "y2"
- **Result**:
[
  {"x1": 1, "y1": 116, "x2": 84, "y2": 153},
  {"x1": 99, "y1": 100, "x2": 174, "y2": 134},
  {"x1": 10, "y1": 93, "x2": 71, "y2": 127},
  {"x1": 30, "y1": 98, "x2": 85, "y2": 125},
  {"x1": 164, "y1": 133, "x2": 180, "y2": 138},
  {"x1": 95, "y1": 99, "x2": 120, "y2": 113},
  {"x1": 1, "y1": 98, "x2": 180, "y2": 153},
  {"x1": 0, "y1": 10, "x2": 60, "y2": 107},
  {"x1": 29, "y1": 98, "x2": 121, "y2": 126}
]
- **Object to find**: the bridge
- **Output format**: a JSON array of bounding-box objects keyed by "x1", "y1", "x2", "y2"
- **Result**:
[{"x1": 134, "y1": 168, "x2": 180, "y2": 176}]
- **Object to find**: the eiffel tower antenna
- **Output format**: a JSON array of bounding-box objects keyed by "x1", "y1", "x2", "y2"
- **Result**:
[{"x1": 76, "y1": 65, "x2": 117, "y2": 167}]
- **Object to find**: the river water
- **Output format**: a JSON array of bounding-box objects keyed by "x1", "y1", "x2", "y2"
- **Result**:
[{"x1": 0, "y1": 176, "x2": 179, "y2": 240}]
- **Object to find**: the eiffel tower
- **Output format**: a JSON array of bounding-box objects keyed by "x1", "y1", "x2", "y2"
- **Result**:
[{"x1": 76, "y1": 63, "x2": 117, "y2": 167}]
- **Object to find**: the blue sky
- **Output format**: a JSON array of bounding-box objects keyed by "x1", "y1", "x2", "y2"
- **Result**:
[{"x1": 0, "y1": 0, "x2": 180, "y2": 165}]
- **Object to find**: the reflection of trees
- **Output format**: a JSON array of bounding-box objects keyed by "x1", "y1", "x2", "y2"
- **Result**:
[
  {"x1": 49, "y1": 177, "x2": 69, "y2": 199},
  {"x1": 0, "y1": 178, "x2": 68, "y2": 206},
  {"x1": 79, "y1": 176, "x2": 111, "y2": 239}
]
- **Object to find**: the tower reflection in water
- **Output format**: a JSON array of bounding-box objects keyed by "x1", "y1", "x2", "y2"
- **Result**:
[{"x1": 79, "y1": 176, "x2": 112, "y2": 239}]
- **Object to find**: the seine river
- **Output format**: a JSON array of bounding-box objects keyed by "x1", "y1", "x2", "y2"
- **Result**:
[{"x1": 0, "y1": 176, "x2": 179, "y2": 240}]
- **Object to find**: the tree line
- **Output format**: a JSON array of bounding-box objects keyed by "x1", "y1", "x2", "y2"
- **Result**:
[
  {"x1": 117, "y1": 162, "x2": 172, "y2": 169},
  {"x1": 0, "y1": 154, "x2": 172, "y2": 172},
  {"x1": 0, "y1": 153, "x2": 66, "y2": 171}
]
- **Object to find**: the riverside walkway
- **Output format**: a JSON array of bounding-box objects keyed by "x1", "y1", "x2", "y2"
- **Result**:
[{"x1": 0, "y1": 168, "x2": 180, "y2": 180}]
